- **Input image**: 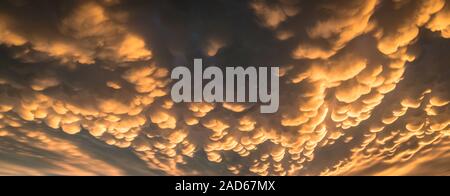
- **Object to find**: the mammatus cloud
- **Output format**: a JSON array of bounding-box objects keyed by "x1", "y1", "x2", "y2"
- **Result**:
[{"x1": 0, "y1": 0, "x2": 448, "y2": 175}]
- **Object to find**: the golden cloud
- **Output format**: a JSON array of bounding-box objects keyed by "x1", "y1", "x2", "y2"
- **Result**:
[{"x1": 0, "y1": 0, "x2": 448, "y2": 176}]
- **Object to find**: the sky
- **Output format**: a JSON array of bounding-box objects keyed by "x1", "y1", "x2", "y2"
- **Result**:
[{"x1": 0, "y1": 0, "x2": 449, "y2": 176}]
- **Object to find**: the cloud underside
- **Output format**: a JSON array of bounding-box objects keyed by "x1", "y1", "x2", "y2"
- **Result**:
[{"x1": 0, "y1": 0, "x2": 449, "y2": 176}]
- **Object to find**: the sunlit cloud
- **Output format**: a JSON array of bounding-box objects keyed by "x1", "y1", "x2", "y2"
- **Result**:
[{"x1": 0, "y1": 0, "x2": 448, "y2": 176}]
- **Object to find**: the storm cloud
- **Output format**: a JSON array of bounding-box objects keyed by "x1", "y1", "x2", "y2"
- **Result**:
[{"x1": 0, "y1": 0, "x2": 448, "y2": 175}]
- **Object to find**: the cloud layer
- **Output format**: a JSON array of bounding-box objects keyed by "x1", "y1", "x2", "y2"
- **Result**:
[{"x1": 0, "y1": 0, "x2": 448, "y2": 175}]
